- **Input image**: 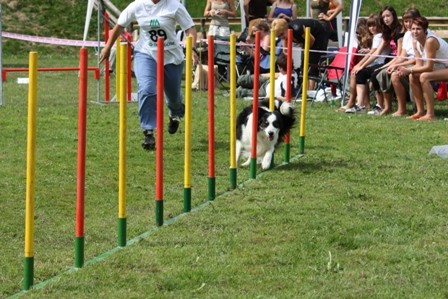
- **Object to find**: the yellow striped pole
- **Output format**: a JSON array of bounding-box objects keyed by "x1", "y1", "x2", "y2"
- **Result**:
[
  {"x1": 299, "y1": 28, "x2": 311, "y2": 154},
  {"x1": 184, "y1": 36, "x2": 193, "y2": 212},
  {"x1": 115, "y1": 38, "x2": 121, "y2": 102},
  {"x1": 269, "y1": 30, "x2": 276, "y2": 169},
  {"x1": 269, "y1": 29, "x2": 276, "y2": 111},
  {"x1": 23, "y1": 51, "x2": 38, "y2": 290},
  {"x1": 229, "y1": 34, "x2": 237, "y2": 189},
  {"x1": 118, "y1": 42, "x2": 127, "y2": 247}
]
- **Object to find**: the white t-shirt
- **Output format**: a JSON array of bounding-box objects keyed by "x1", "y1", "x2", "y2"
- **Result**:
[
  {"x1": 402, "y1": 31, "x2": 414, "y2": 57},
  {"x1": 369, "y1": 33, "x2": 389, "y2": 66},
  {"x1": 118, "y1": 0, "x2": 195, "y2": 65},
  {"x1": 265, "y1": 72, "x2": 299, "y2": 98}
]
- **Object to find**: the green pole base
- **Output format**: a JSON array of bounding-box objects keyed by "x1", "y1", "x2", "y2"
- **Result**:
[
  {"x1": 298, "y1": 136, "x2": 305, "y2": 155},
  {"x1": 75, "y1": 236, "x2": 84, "y2": 268},
  {"x1": 284, "y1": 143, "x2": 291, "y2": 163},
  {"x1": 229, "y1": 168, "x2": 237, "y2": 190},
  {"x1": 155, "y1": 200, "x2": 163, "y2": 227},
  {"x1": 118, "y1": 217, "x2": 127, "y2": 247},
  {"x1": 208, "y1": 177, "x2": 216, "y2": 201},
  {"x1": 249, "y1": 158, "x2": 257, "y2": 179},
  {"x1": 184, "y1": 187, "x2": 191, "y2": 212},
  {"x1": 23, "y1": 256, "x2": 34, "y2": 290}
]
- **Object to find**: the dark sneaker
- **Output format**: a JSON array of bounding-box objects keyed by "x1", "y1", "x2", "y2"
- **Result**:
[
  {"x1": 141, "y1": 130, "x2": 155, "y2": 150},
  {"x1": 168, "y1": 116, "x2": 180, "y2": 134}
]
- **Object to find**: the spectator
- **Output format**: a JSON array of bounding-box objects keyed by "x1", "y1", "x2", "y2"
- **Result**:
[
  {"x1": 272, "y1": 18, "x2": 328, "y2": 90},
  {"x1": 336, "y1": 18, "x2": 372, "y2": 112},
  {"x1": 242, "y1": 19, "x2": 282, "y2": 74},
  {"x1": 374, "y1": 8, "x2": 421, "y2": 116},
  {"x1": 204, "y1": 0, "x2": 236, "y2": 37},
  {"x1": 398, "y1": 17, "x2": 448, "y2": 121},
  {"x1": 344, "y1": 14, "x2": 388, "y2": 113},
  {"x1": 244, "y1": 0, "x2": 274, "y2": 25},
  {"x1": 366, "y1": 6, "x2": 403, "y2": 115},
  {"x1": 310, "y1": 0, "x2": 343, "y2": 41},
  {"x1": 267, "y1": 0, "x2": 297, "y2": 23}
]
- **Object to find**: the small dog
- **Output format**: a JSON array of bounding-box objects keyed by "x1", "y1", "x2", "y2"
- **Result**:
[{"x1": 236, "y1": 99, "x2": 296, "y2": 169}]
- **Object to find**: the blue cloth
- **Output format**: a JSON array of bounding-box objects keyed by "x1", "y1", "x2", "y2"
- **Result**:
[
  {"x1": 133, "y1": 51, "x2": 185, "y2": 131},
  {"x1": 272, "y1": 6, "x2": 293, "y2": 18},
  {"x1": 259, "y1": 38, "x2": 283, "y2": 71}
]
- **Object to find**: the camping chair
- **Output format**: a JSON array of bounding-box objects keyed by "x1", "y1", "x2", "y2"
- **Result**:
[{"x1": 213, "y1": 36, "x2": 232, "y2": 85}]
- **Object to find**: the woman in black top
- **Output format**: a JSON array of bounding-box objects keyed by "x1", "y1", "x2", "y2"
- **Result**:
[{"x1": 272, "y1": 18, "x2": 329, "y2": 89}]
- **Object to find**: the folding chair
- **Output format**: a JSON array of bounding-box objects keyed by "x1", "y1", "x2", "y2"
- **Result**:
[{"x1": 213, "y1": 36, "x2": 231, "y2": 85}]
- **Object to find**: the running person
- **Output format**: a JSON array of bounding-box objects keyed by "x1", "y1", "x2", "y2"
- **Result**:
[{"x1": 100, "y1": 0, "x2": 198, "y2": 150}]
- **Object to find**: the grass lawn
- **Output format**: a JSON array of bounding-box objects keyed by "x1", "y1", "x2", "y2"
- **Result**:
[{"x1": 2, "y1": 54, "x2": 448, "y2": 298}]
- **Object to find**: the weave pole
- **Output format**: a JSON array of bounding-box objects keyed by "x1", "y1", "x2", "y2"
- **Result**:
[
  {"x1": 117, "y1": 42, "x2": 128, "y2": 247},
  {"x1": 284, "y1": 29, "x2": 293, "y2": 163},
  {"x1": 23, "y1": 51, "x2": 38, "y2": 291},
  {"x1": 75, "y1": 47, "x2": 88, "y2": 268},
  {"x1": 268, "y1": 30, "x2": 276, "y2": 169},
  {"x1": 229, "y1": 34, "x2": 237, "y2": 189},
  {"x1": 208, "y1": 36, "x2": 216, "y2": 199},
  {"x1": 299, "y1": 28, "x2": 311, "y2": 154},
  {"x1": 184, "y1": 36, "x2": 193, "y2": 212},
  {"x1": 249, "y1": 32, "x2": 261, "y2": 179},
  {"x1": 103, "y1": 12, "x2": 110, "y2": 102},
  {"x1": 155, "y1": 38, "x2": 164, "y2": 226}
]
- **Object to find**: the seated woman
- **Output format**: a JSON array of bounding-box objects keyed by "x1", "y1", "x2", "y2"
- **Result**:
[
  {"x1": 242, "y1": 19, "x2": 282, "y2": 74},
  {"x1": 374, "y1": 8, "x2": 420, "y2": 116},
  {"x1": 398, "y1": 16, "x2": 448, "y2": 121}
]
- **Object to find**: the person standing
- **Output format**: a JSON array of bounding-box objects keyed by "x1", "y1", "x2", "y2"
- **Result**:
[
  {"x1": 244, "y1": 0, "x2": 274, "y2": 24},
  {"x1": 310, "y1": 0, "x2": 343, "y2": 41},
  {"x1": 99, "y1": 0, "x2": 198, "y2": 150},
  {"x1": 204, "y1": 0, "x2": 236, "y2": 37},
  {"x1": 267, "y1": 0, "x2": 297, "y2": 23}
]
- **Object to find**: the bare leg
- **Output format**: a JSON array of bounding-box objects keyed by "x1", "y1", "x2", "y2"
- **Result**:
[
  {"x1": 391, "y1": 71, "x2": 408, "y2": 116},
  {"x1": 356, "y1": 83, "x2": 368, "y2": 107},
  {"x1": 408, "y1": 73, "x2": 426, "y2": 119},
  {"x1": 338, "y1": 73, "x2": 357, "y2": 111},
  {"x1": 419, "y1": 72, "x2": 436, "y2": 120}
]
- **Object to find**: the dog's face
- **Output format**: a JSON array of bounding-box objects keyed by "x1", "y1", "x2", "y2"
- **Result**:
[{"x1": 259, "y1": 112, "x2": 281, "y2": 141}]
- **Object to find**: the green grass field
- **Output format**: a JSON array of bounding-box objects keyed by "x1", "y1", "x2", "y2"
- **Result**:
[{"x1": 2, "y1": 53, "x2": 448, "y2": 298}]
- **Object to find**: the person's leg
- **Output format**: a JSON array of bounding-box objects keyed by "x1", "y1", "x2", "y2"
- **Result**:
[
  {"x1": 340, "y1": 72, "x2": 357, "y2": 111},
  {"x1": 409, "y1": 73, "x2": 425, "y2": 119},
  {"x1": 391, "y1": 71, "x2": 408, "y2": 116},
  {"x1": 164, "y1": 62, "x2": 185, "y2": 119},
  {"x1": 133, "y1": 51, "x2": 157, "y2": 131},
  {"x1": 419, "y1": 70, "x2": 448, "y2": 120}
]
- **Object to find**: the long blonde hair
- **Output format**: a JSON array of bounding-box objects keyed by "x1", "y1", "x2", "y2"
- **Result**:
[{"x1": 271, "y1": 18, "x2": 288, "y2": 36}]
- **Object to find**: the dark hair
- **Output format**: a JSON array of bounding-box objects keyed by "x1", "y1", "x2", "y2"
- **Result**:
[
  {"x1": 412, "y1": 16, "x2": 429, "y2": 31},
  {"x1": 367, "y1": 13, "x2": 381, "y2": 28},
  {"x1": 402, "y1": 7, "x2": 420, "y2": 20},
  {"x1": 276, "y1": 53, "x2": 288, "y2": 70},
  {"x1": 380, "y1": 6, "x2": 402, "y2": 41}
]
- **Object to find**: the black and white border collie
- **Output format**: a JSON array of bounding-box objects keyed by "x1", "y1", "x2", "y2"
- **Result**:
[{"x1": 236, "y1": 99, "x2": 296, "y2": 169}]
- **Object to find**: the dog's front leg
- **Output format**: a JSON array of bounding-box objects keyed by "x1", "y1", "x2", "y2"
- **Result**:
[
  {"x1": 235, "y1": 141, "x2": 242, "y2": 167},
  {"x1": 261, "y1": 147, "x2": 275, "y2": 169}
]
